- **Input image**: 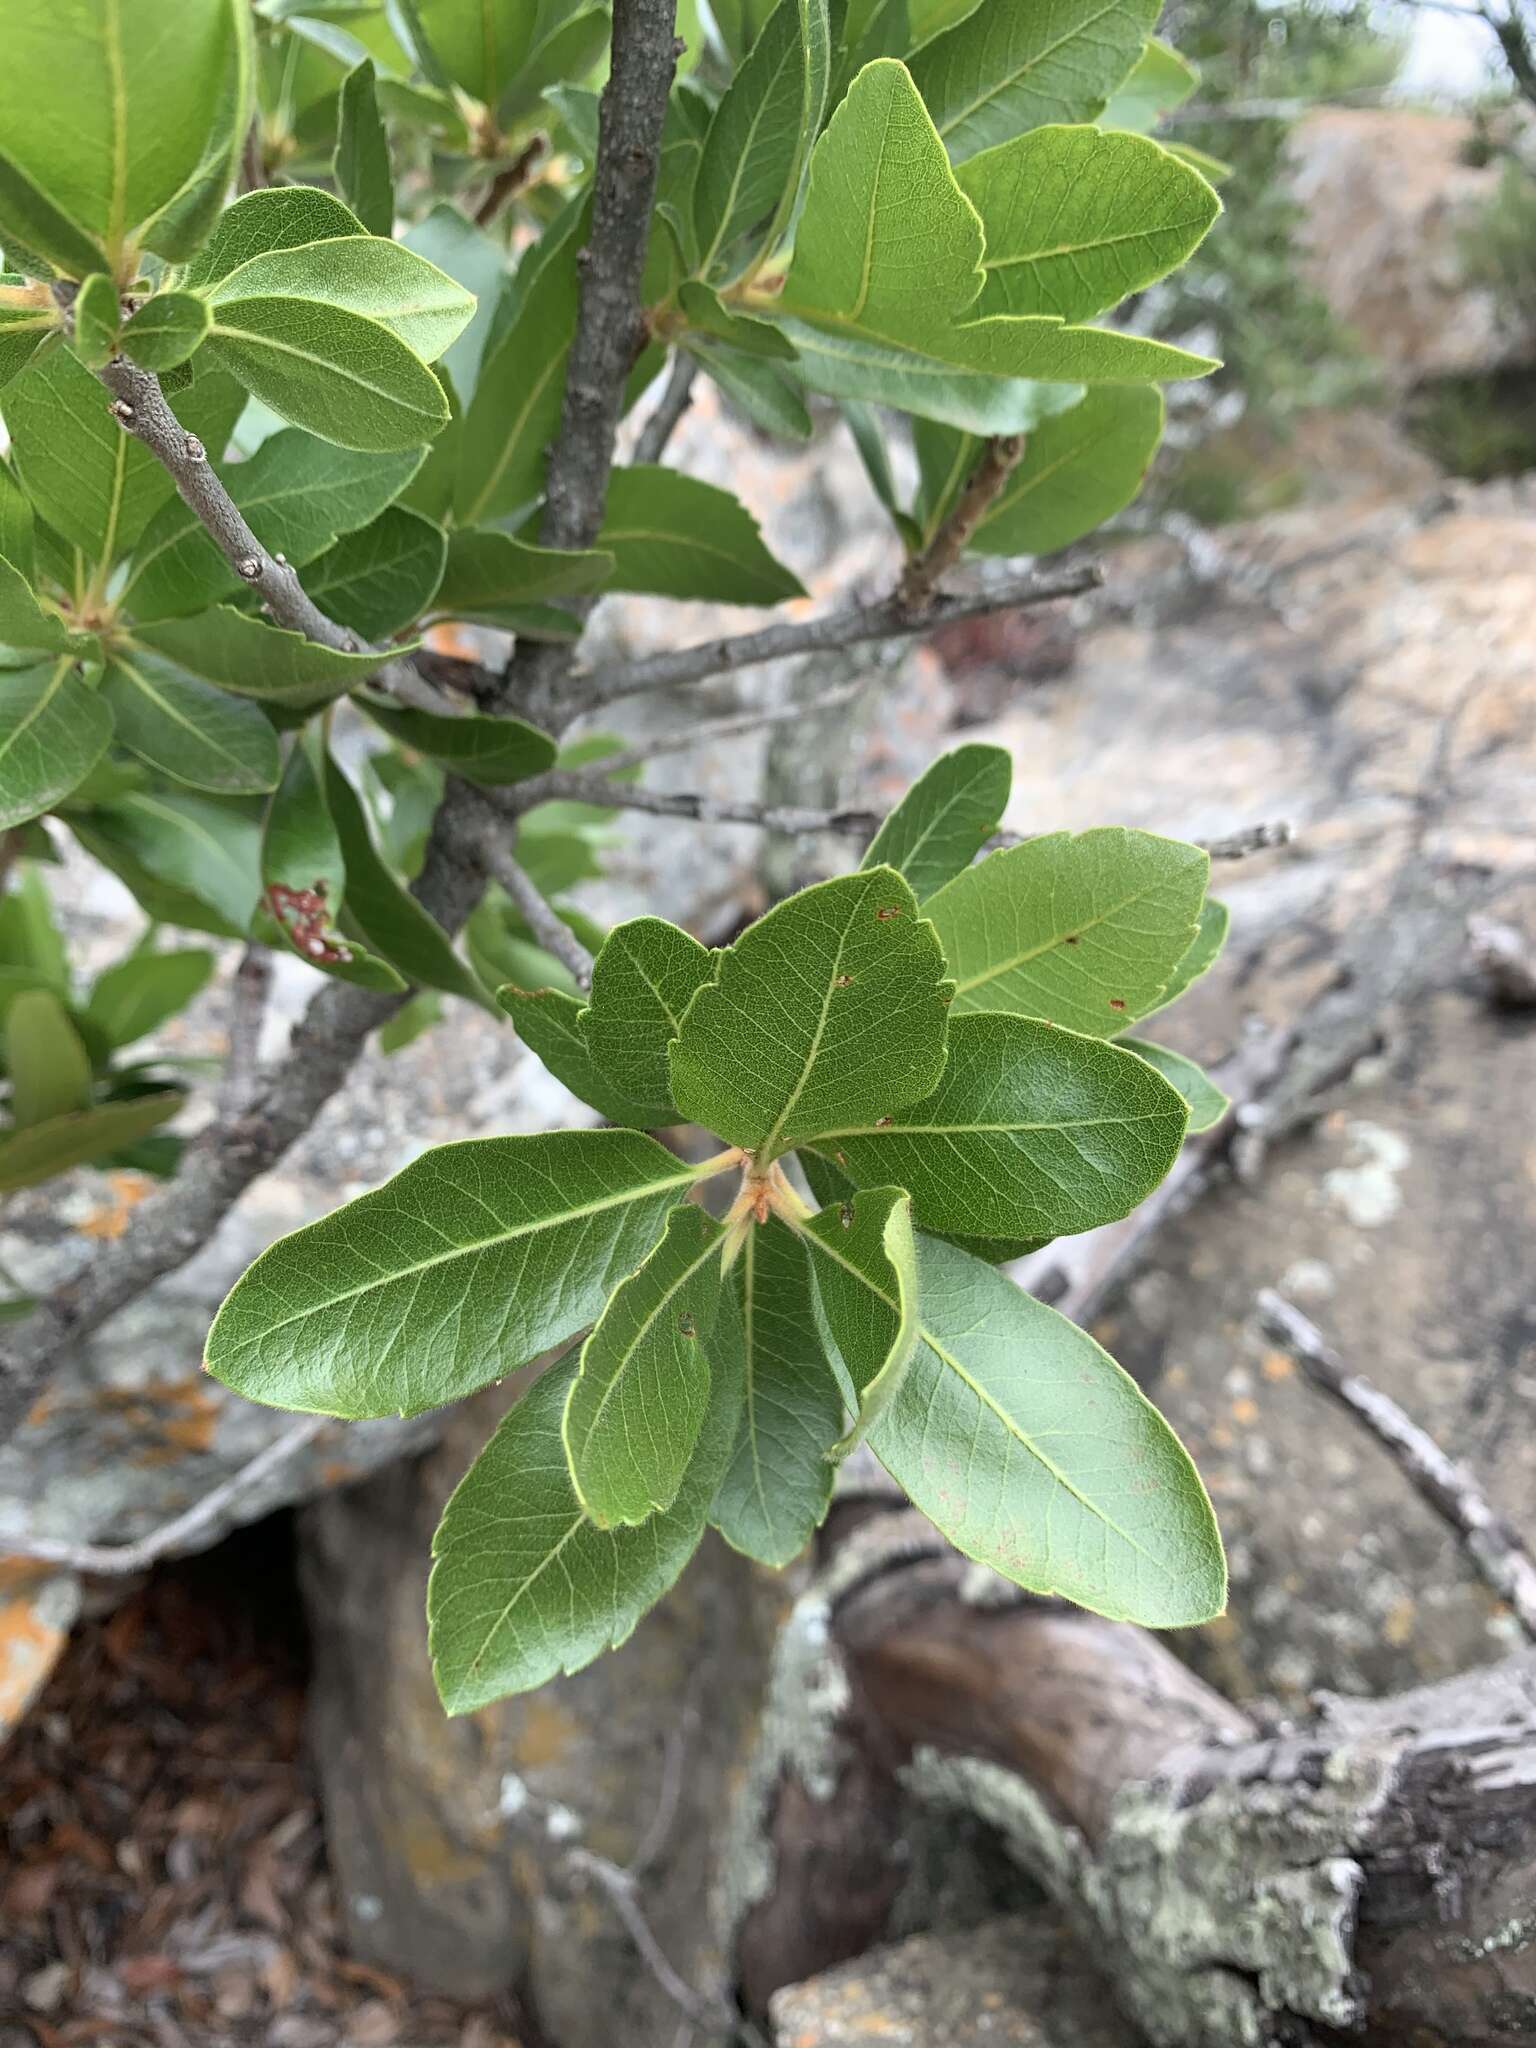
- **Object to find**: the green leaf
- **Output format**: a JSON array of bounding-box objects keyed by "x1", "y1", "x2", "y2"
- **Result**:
[
  {"x1": 356, "y1": 694, "x2": 557, "y2": 785},
  {"x1": 136, "y1": 606, "x2": 386, "y2": 710},
  {"x1": 0, "y1": 0, "x2": 246, "y2": 275},
  {"x1": 778, "y1": 61, "x2": 1215, "y2": 390},
  {"x1": 0, "y1": 659, "x2": 112, "y2": 829},
  {"x1": 563, "y1": 1204, "x2": 726, "y2": 1527},
  {"x1": 709, "y1": 0, "x2": 779, "y2": 62},
  {"x1": 808, "y1": 1010, "x2": 1186, "y2": 1241},
  {"x1": 0, "y1": 278, "x2": 58, "y2": 392},
  {"x1": 958, "y1": 127, "x2": 1219, "y2": 324},
  {"x1": 185, "y1": 185, "x2": 365, "y2": 291},
  {"x1": 427, "y1": 1330, "x2": 740, "y2": 1711},
  {"x1": 693, "y1": 344, "x2": 813, "y2": 439},
  {"x1": 580, "y1": 917, "x2": 715, "y2": 1129},
  {"x1": 0, "y1": 464, "x2": 37, "y2": 583},
  {"x1": 72, "y1": 273, "x2": 121, "y2": 369},
  {"x1": 205, "y1": 293, "x2": 450, "y2": 454},
  {"x1": 66, "y1": 789, "x2": 262, "y2": 937},
  {"x1": 414, "y1": 0, "x2": 537, "y2": 109},
  {"x1": 497, "y1": 985, "x2": 655, "y2": 1124},
  {"x1": 334, "y1": 60, "x2": 395, "y2": 237},
  {"x1": 925, "y1": 829, "x2": 1209, "y2": 1035},
  {"x1": 0, "y1": 1091, "x2": 182, "y2": 1192},
  {"x1": 433, "y1": 529, "x2": 614, "y2": 627},
  {"x1": 808, "y1": 1225, "x2": 1225, "y2": 1624},
  {"x1": 101, "y1": 650, "x2": 281, "y2": 795},
  {"x1": 302, "y1": 508, "x2": 447, "y2": 639},
  {"x1": 127, "y1": 432, "x2": 423, "y2": 624},
  {"x1": 596, "y1": 466, "x2": 804, "y2": 605},
  {"x1": 780, "y1": 320, "x2": 1065, "y2": 434},
  {"x1": 676, "y1": 282, "x2": 796, "y2": 359},
  {"x1": 966, "y1": 385, "x2": 1165, "y2": 554},
  {"x1": 5, "y1": 345, "x2": 247, "y2": 567},
  {"x1": 87, "y1": 948, "x2": 215, "y2": 1049},
  {"x1": 499, "y1": 4, "x2": 612, "y2": 123},
  {"x1": 0, "y1": 866, "x2": 67, "y2": 983},
  {"x1": 799, "y1": 1146, "x2": 1046, "y2": 1267},
  {"x1": 0, "y1": 553, "x2": 71, "y2": 653},
  {"x1": 1138, "y1": 896, "x2": 1227, "y2": 1021},
  {"x1": 205, "y1": 1128, "x2": 702, "y2": 1416},
  {"x1": 322, "y1": 750, "x2": 490, "y2": 1008},
  {"x1": 204, "y1": 236, "x2": 474, "y2": 366},
  {"x1": 455, "y1": 214, "x2": 579, "y2": 524},
  {"x1": 670, "y1": 867, "x2": 951, "y2": 1156},
  {"x1": 403, "y1": 206, "x2": 506, "y2": 406},
  {"x1": 1121, "y1": 1039, "x2": 1227, "y2": 1134},
  {"x1": 5, "y1": 988, "x2": 91, "y2": 1125},
  {"x1": 694, "y1": 0, "x2": 831, "y2": 280},
  {"x1": 805, "y1": 1185, "x2": 919, "y2": 1457},
  {"x1": 261, "y1": 740, "x2": 404, "y2": 990},
  {"x1": 861, "y1": 742, "x2": 1011, "y2": 901},
  {"x1": 710, "y1": 1215, "x2": 842, "y2": 1563},
  {"x1": 1100, "y1": 36, "x2": 1198, "y2": 134},
  {"x1": 119, "y1": 290, "x2": 213, "y2": 373},
  {"x1": 911, "y1": 0, "x2": 1159, "y2": 162}
]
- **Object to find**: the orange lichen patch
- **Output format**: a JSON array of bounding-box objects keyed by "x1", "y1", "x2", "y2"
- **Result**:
[
  {"x1": 1261, "y1": 1349, "x2": 1296, "y2": 1381},
  {"x1": 94, "y1": 1378, "x2": 220, "y2": 1461},
  {"x1": 0, "y1": 1565, "x2": 74, "y2": 1734},
  {"x1": 1231, "y1": 1397, "x2": 1260, "y2": 1427},
  {"x1": 1383, "y1": 1596, "x2": 1417, "y2": 1647},
  {"x1": 511, "y1": 1694, "x2": 581, "y2": 1770},
  {"x1": 425, "y1": 621, "x2": 481, "y2": 661},
  {"x1": 319, "y1": 1460, "x2": 357, "y2": 1489},
  {"x1": 78, "y1": 1171, "x2": 153, "y2": 1241}
]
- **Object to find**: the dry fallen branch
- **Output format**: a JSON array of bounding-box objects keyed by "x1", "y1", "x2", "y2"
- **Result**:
[
  {"x1": 501, "y1": 771, "x2": 881, "y2": 838},
  {"x1": 1259, "y1": 1289, "x2": 1536, "y2": 1640}
]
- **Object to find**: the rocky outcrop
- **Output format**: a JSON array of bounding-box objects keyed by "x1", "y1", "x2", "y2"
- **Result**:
[{"x1": 1290, "y1": 107, "x2": 1536, "y2": 388}]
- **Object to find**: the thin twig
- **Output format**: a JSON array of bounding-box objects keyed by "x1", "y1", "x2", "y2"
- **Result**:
[
  {"x1": 502, "y1": 772, "x2": 879, "y2": 838},
  {"x1": 507, "y1": 0, "x2": 681, "y2": 721},
  {"x1": 574, "y1": 562, "x2": 1104, "y2": 708},
  {"x1": 633, "y1": 353, "x2": 699, "y2": 466},
  {"x1": 583, "y1": 680, "x2": 865, "y2": 772},
  {"x1": 217, "y1": 944, "x2": 273, "y2": 1120},
  {"x1": 473, "y1": 133, "x2": 548, "y2": 227},
  {"x1": 3, "y1": 1416, "x2": 330, "y2": 1575},
  {"x1": 477, "y1": 829, "x2": 595, "y2": 990},
  {"x1": 1197, "y1": 821, "x2": 1293, "y2": 861},
  {"x1": 1258, "y1": 1290, "x2": 1536, "y2": 1642},
  {"x1": 897, "y1": 434, "x2": 1027, "y2": 611},
  {"x1": 564, "y1": 1849, "x2": 755, "y2": 2040}
]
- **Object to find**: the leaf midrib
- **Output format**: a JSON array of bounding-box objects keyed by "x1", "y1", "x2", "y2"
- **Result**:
[
  {"x1": 944, "y1": 873, "x2": 1185, "y2": 997},
  {"x1": 934, "y1": 0, "x2": 1131, "y2": 141},
  {"x1": 983, "y1": 213, "x2": 1214, "y2": 274},
  {"x1": 814, "y1": 1107, "x2": 1178, "y2": 1139},
  {"x1": 567, "y1": 1225, "x2": 722, "y2": 1469}
]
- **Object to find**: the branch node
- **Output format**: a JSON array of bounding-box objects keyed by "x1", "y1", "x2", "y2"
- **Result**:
[
  {"x1": 108, "y1": 397, "x2": 135, "y2": 426},
  {"x1": 236, "y1": 554, "x2": 263, "y2": 582},
  {"x1": 183, "y1": 433, "x2": 206, "y2": 463}
]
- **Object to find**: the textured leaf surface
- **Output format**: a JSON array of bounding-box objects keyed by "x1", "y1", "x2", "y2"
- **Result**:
[
  {"x1": 564, "y1": 1205, "x2": 726, "y2": 1527},
  {"x1": 207, "y1": 296, "x2": 449, "y2": 453},
  {"x1": 496, "y1": 985, "x2": 655, "y2": 1125},
  {"x1": 810, "y1": 1227, "x2": 1225, "y2": 1623},
  {"x1": 925, "y1": 828, "x2": 1209, "y2": 1035},
  {"x1": 455, "y1": 222, "x2": 578, "y2": 523},
  {"x1": 427, "y1": 1333, "x2": 739, "y2": 1712},
  {"x1": 779, "y1": 62, "x2": 1215, "y2": 388},
  {"x1": 205, "y1": 1130, "x2": 699, "y2": 1417},
  {"x1": 958, "y1": 125, "x2": 1218, "y2": 323},
  {"x1": 670, "y1": 867, "x2": 951, "y2": 1156},
  {"x1": 1138, "y1": 896, "x2": 1227, "y2": 1021},
  {"x1": 261, "y1": 741, "x2": 403, "y2": 992},
  {"x1": 186, "y1": 185, "x2": 364, "y2": 290},
  {"x1": 911, "y1": 0, "x2": 1160, "y2": 161},
  {"x1": 1121, "y1": 1039, "x2": 1228, "y2": 1133},
  {"x1": 67, "y1": 791, "x2": 262, "y2": 937},
  {"x1": 0, "y1": 552, "x2": 70, "y2": 652},
  {"x1": 302, "y1": 508, "x2": 447, "y2": 640},
  {"x1": 961, "y1": 386, "x2": 1164, "y2": 555},
  {"x1": 127, "y1": 433, "x2": 423, "y2": 623},
  {"x1": 0, "y1": 661, "x2": 112, "y2": 830},
  {"x1": 86, "y1": 949, "x2": 216, "y2": 1049},
  {"x1": 206, "y1": 236, "x2": 474, "y2": 365},
  {"x1": 136, "y1": 606, "x2": 385, "y2": 710},
  {"x1": 580, "y1": 917, "x2": 715, "y2": 1129},
  {"x1": 120, "y1": 291, "x2": 212, "y2": 373},
  {"x1": 72, "y1": 274, "x2": 120, "y2": 369},
  {"x1": 596, "y1": 467, "x2": 804, "y2": 606},
  {"x1": 415, "y1": 0, "x2": 537, "y2": 108},
  {"x1": 694, "y1": 0, "x2": 831, "y2": 278},
  {"x1": 861, "y1": 743, "x2": 1011, "y2": 901},
  {"x1": 1100, "y1": 35, "x2": 1198, "y2": 133},
  {"x1": 102, "y1": 651, "x2": 281, "y2": 795},
  {"x1": 357, "y1": 695, "x2": 557, "y2": 784},
  {"x1": 710, "y1": 1216, "x2": 841, "y2": 1564},
  {"x1": 809, "y1": 1011, "x2": 1187, "y2": 1241}
]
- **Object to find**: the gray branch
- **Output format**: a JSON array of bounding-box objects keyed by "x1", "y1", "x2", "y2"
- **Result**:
[
  {"x1": 4, "y1": 1415, "x2": 329, "y2": 1574},
  {"x1": 1259, "y1": 1289, "x2": 1536, "y2": 1641},
  {"x1": 503, "y1": 771, "x2": 880, "y2": 838},
  {"x1": 468, "y1": 798, "x2": 595, "y2": 989},
  {"x1": 632, "y1": 351, "x2": 699, "y2": 466},
  {"x1": 572, "y1": 563, "x2": 1104, "y2": 708},
  {"x1": 586, "y1": 679, "x2": 865, "y2": 772}
]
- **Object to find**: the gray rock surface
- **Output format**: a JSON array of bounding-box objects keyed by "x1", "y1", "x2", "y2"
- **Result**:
[{"x1": 770, "y1": 1915, "x2": 1138, "y2": 2047}]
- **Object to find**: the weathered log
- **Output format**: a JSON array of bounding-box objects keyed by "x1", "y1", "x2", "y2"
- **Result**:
[{"x1": 733, "y1": 1521, "x2": 1536, "y2": 2047}]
